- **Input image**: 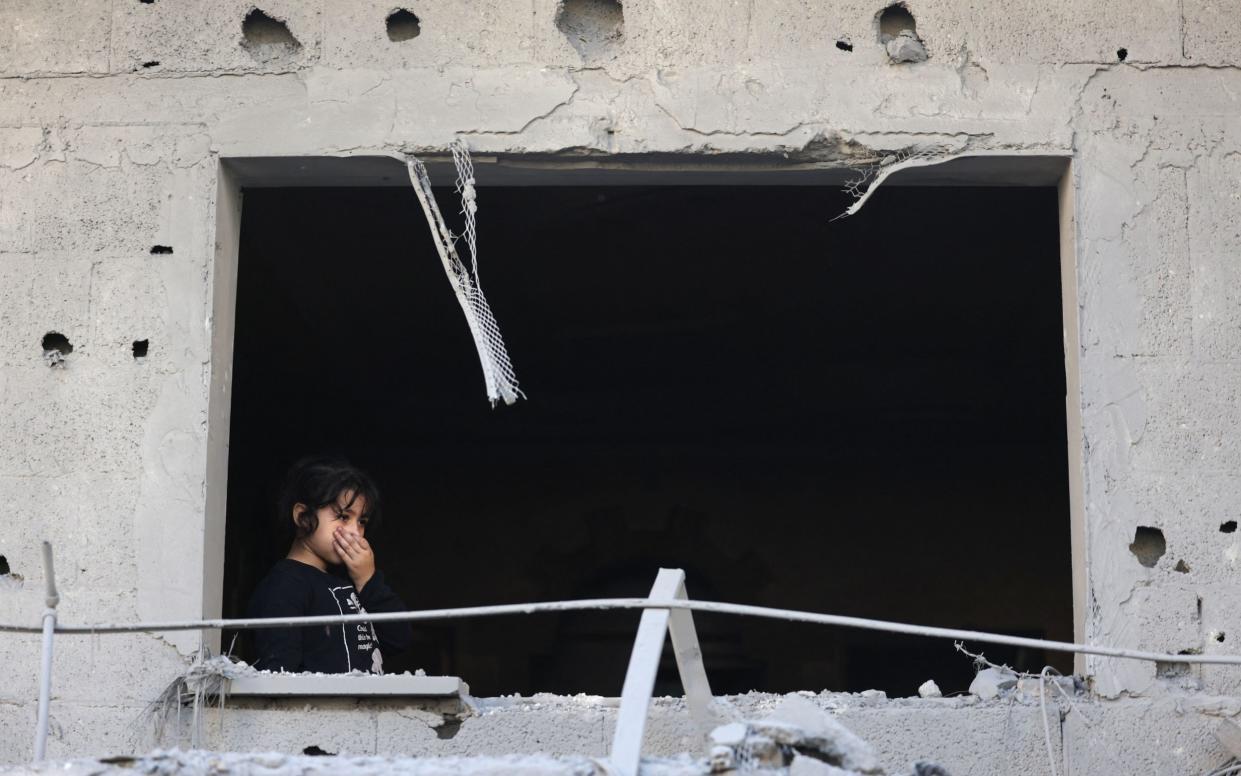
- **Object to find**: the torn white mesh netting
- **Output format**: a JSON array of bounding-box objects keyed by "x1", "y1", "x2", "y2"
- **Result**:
[
  {"x1": 407, "y1": 140, "x2": 523, "y2": 406},
  {"x1": 833, "y1": 144, "x2": 956, "y2": 221}
]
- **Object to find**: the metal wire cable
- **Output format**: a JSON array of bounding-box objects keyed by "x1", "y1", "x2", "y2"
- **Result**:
[{"x1": 3, "y1": 598, "x2": 1241, "y2": 667}]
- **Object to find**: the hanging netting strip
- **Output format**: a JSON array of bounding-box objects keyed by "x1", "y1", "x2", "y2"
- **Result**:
[
  {"x1": 407, "y1": 141, "x2": 523, "y2": 407},
  {"x1": 832, "y1": 144, "x2": 957, "y2": 221}
]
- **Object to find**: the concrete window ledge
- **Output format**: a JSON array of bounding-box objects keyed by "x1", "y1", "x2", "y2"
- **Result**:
[{"x1": 226, "y1": 674, "x2": 467, "y2": 698}]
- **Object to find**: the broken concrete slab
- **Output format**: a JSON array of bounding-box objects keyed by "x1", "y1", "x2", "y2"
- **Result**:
[{"x1": 968, "y1": 668, "x2": 1017, "y2": 701}]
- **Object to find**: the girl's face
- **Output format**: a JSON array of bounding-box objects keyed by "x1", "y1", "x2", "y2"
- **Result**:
[{"x1": 294, "y1": 490, "x2": 369, "y2": 570}]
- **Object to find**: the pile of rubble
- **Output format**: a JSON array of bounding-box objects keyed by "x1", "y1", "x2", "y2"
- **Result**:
[{"x1": 703, "y1": 695, "x2": 950, "y2": 776}]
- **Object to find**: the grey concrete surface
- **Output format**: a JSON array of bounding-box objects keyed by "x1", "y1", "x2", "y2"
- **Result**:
[{"x1": 1, "y1": 0, "x2": 1240, "y2": 771}]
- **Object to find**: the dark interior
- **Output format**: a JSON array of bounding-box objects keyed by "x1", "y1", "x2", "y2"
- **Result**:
[{"x1": 222, "y1": 180, "x2": 1073, "y2": 697}]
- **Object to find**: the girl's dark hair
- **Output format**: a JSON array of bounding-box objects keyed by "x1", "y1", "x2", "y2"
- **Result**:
[{"x1": 277, "y1": 456, "x2": 382, "y2": 546}]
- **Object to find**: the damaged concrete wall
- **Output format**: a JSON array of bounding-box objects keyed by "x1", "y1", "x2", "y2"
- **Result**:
[{"x1": 0, "y1": 0, "x2": 1239, "y2": 772}]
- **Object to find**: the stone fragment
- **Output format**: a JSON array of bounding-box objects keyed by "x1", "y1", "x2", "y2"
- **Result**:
[
  {"x1": 708, "y1": 744, "x2": 735, "y2": 773},
  {"x1": 737, "y1": 734, "x2": 783, "y2": 768},
  {"x1": 859, "y1": 689, "x2": 887, "y2": 700},
  {"x1": 758, "y1": 695, "x2": 882, "y2": 774},
  {"x1": 709, "y1": 722, "x2": 748, "y2": 747},
  {"x1": 790, "y1": 753, "x2": 854, "y2": 775},
  {"x1": 917, "y1": 679, "x2": 942, "y2": 698},
  {"x1": 886, "y1": 31, "x2": 928, "y2": 63},
  {"x1": 1215, "y1": 719, "x2": 1241, "y2": 760},
  {"x1": 969, "y1": 667, "x2": 1018, "y2": 700}
]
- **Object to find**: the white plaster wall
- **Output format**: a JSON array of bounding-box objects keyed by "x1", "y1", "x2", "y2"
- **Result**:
[{"x1": 0, "y1": 0, "x2": 1239, "y2": 771}]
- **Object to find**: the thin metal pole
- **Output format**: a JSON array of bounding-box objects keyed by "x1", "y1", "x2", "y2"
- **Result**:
[
  {"x1": 34, "y1": 541, "x2": 59, "y2": 761},
  {"x1": 610, "y1": 569, "x2": 681, "y2": 776}
]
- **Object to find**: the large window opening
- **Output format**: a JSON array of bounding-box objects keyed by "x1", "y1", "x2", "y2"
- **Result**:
[{"x1": 222, "y1": 173, "x2": 1073, "y2": 697}]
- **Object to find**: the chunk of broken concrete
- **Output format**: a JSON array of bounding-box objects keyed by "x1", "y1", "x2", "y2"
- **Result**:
[
  {"x1": 709, "y1": 722, "x2": 748, "y2": 748},
  {"x1": 790, "y1": 753, "x2": 856, "y2": 776},
  {"x1": 917, "y1": 679, "x2": 942, "y2": 698},
  {"x1": 707, "y1": 744, "x2": 735, "y2": 773},
  {"x1": 1215, "y1": 718, "x2": 1241, "y2": 760},
  {"x1": 886, "y1": 30, "x2": 927, "y2": 63},
  {"x1": 968, "y1": 667, "x2": 1018, "y2": 700},
  {"x1": 737, "y1": 734, "x2": 783, "y2": 768},
  {"x1": 754, "y1": 695, "x2": 883, "y2": 774}
]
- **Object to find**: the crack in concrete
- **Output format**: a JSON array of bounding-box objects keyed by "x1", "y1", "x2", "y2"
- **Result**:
[{"x1": 456, "y1": 76, "x2": 583, "y2": 138}]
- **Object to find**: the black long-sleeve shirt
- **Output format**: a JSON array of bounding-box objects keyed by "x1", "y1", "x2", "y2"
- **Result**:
[{"x1": 246, "y1": 559, "x2": 413, "y2": 674}]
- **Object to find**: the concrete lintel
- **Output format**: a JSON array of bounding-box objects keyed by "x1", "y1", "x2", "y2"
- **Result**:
[{"x1": 224, "y1": 152, "x2": 1068, "y2": 189}]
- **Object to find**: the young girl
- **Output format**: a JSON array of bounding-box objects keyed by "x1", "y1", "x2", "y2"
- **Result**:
[{"x1": 246, "y1": 456, "x2": 412, "y2": 673}]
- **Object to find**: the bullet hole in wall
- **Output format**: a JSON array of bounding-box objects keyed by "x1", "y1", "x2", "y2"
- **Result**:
[
  {"x1": 302, "y1": 746, "x2": 334, "y2": 757},
  {"x1": 1129, "y1": 526, "x2": 1166, "y2": 568},
  {"x1": 1221, "y1": 520, "x2": 1237, "y2": 534},
  {"x1": 139, "y1": 0, "x2": 154, "y2": 4},
  {"x1": 877, "y1": 3, "x2": 926, "y2": 63},
  {"x1": 150, "y1": 245, "x2": 173, "y2": 255},
  {"x1": 1212, "y1": 631, "x2": 1227, "y2": 644},
  {"x1": 877, "y1": 3, "x2": 917, "y2": 40},
  {"x1": 133, "y1": 340, "x2": 149, "y2": 359},
  {"x1": 42, "y1": 332, "x2": 72, "y2": 367},
  {"x1": 1117, "y1": 48, "x2": 1128, "y2": 62},
  {"x1": 836, "y1": 39, "x2": 854, "y2": 52},
  {"x1": 141, "y1": 61, "x2": 160, "y2": 68},
  {"x1": 0, "y1": 556, "x2": 9, "y2": 575},
  {"x1": 242, "y1": 9, "x2": 300, "y2": 50},
  {"x1": 1175, "y1": 559, "x2": 1190, "y2": 573},
  {"x1": 556, "y1": 0, "x2": 624, "y2": 60},
  {"x1": 386, "y1": 9, "x2": 421, "y2": 42}
]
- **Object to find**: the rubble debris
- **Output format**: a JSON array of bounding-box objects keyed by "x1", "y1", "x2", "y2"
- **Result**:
[
  {"x1": 708, "y1": 744, "x2": 736, "y2": 773},
  {"x1": 707, "y1": 695, "x2": 951, "y2": 775},
  {"x1": 968, "y1": 667, "x2": 1017, "y2": 701},
  {"x1": 1215, "y1": 719, "x2": 1241, "y2": 760},
  {"x1": 736, "y1": 695, "x2": 882, "y2": 773},
  {"x1": 885, "y1": 31, "x2": 927, "y2": 63},
  {"x1": 711, "y1": 722, "x2": 748, "y2": 748},
  {"x1": 917, "y1": 680, "x2": 942, "y2": 699},
  {"x1": 789, "y1": 754, "x2": 848, "y2": 775},
  {"x1": 859, "y1": 690, "x2": 887, "y2": 700}
]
